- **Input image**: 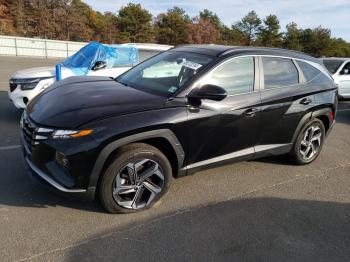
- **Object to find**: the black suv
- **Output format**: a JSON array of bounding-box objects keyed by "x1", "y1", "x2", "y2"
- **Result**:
[{"x1": 22, "y1": 45, "x2": 337, "y2": 213}]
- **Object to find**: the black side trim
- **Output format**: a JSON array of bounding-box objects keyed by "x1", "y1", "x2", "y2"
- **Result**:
[
  {"x1": 179, "y1": 147, "x2": 255, "y2": 176},
  {"x1": 291, "y1": 108, "x2": 333, "y2": 144},
  {"x1": 312, "y1": 108, "x2": 334, "y2": 136},
  {"x1": 291, "y1": 112, "x2": 312, "y2": 144},
  {"x1": 89, "y1": 129, "x2": 185, "y2": 188}
]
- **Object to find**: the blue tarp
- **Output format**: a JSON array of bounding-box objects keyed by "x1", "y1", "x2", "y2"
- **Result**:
[{"x1": 61, "y1": 41, "x2": 138, "y2": 76}]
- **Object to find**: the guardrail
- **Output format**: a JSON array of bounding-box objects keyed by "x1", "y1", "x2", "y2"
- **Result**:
[{"x1": 0, "y1": 35, "x2": 87, "y2": 58}]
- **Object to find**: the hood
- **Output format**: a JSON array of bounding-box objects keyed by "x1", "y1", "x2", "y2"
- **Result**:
[
  {"x1": 12, "y1": 66, "x2": 56, "y2": 79},
  {"x1": 11, "y1": 66, "x2": 77, "y2": 79},
  {"x1": 26, "y1": 76, "x2": 167, "y2": 128}
]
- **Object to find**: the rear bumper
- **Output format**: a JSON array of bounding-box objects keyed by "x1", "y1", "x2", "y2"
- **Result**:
[{"x1": 326, "y1": 120, "x2": 335, "y2": 137}]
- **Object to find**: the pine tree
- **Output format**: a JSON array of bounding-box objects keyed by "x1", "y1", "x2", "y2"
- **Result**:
[{"x1": 155, "y1": 7, "x2": 190, "y2": 45}]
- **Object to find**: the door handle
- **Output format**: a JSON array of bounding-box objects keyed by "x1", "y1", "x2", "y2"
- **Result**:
[
  {"x1": 300, "y1": 98, "x2": 312, "y2": 105},
  {"x1": 244, "y1": 108, "x2": 258, "y2": 117}
]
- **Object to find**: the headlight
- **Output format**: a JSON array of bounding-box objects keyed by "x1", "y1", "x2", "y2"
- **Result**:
[
  {"x1": 51, "y1": 129, "x2": 93, "y2": 139},
  {"x1": 13, "y1": 77, "x2": 55, "y2": 91},
  {"x1": 17, "y1": 78, "x2": 41, "y2": 90}
]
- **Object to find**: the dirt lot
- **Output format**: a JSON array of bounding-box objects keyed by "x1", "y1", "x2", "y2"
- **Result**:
[{"x1": 1, "y1": 56, "x2": 350, "y2": 262}]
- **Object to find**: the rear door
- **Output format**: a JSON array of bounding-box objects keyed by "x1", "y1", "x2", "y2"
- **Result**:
[{"x1": 257, "y1": 56, "x2": 316, "y2": 150}]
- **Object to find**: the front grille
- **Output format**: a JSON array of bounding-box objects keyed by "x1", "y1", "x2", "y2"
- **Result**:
[
  {"x1": 9, "y1": 79, "x2": 17, "y2": 92},
  {"x1": 22, "y1": 113, "x2": 54, "y2": 152}
]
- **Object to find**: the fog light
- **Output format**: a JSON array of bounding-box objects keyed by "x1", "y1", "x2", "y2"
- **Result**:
[{"x1": 55, "y1": 151, "x2": 69, "y2": 169}]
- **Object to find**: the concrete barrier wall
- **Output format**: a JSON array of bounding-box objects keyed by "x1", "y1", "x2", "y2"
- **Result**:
[{"x1": 0, "y1": 35, "x2": 87, "y2": 58}]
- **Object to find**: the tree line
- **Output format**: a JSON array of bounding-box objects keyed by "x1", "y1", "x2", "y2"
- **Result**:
[{"x1": 1, "y1": 0, "x2": 349, "y2": 57}]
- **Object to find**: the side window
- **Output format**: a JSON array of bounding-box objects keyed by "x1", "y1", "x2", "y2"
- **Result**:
[
  {"x1": 262, "y1": 57, "x2": 299, "y2": 89},
  {"x1": 341, "y1": 62, "x2": 350, "y2": 75},
  {"x1": 296, "y1": 60, "x2": 321, "y2": 82},
  {"x1": 201, "y1": 57, "x2": 255, "y2": 95}
]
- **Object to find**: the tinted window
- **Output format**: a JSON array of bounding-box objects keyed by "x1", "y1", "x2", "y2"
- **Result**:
[
  {"x1": 323, "y1": 59, "x2": 344, "y2": 74},
  {"x1": 201, "y1": 57, "x2": 255, "y2": 95},
  {"x1": 262, "y1": 57, "x2": 298, "y2": 89},
  {"x1": 296, "y1": 60, "x2": 321, "y2": 82},
  {"x1": 342, "y1": 62, "x2": 350, "y2": 74},
  {"x1": 117, "y1": 51, "x2": 213, "y2": 97}
]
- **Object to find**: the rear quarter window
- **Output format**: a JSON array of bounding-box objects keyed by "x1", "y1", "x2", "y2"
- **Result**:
[{"x1": 296, "y1": 60, "x2": 321, "y2": 82}]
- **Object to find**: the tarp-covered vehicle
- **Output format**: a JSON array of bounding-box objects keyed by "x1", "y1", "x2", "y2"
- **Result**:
[
  {"x1": 323, "y1": 58, "x2": 350, "y2": 99},
  {"x1": 8, "y1": 42, "x2": 172, "y2": 108}
]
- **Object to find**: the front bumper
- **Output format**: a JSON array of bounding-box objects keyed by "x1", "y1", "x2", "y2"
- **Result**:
[
  {"x1": 21, "y1": 135, "x2": 96, "y2": 201},
  {"x1": 8, "y1": 78, "x2": 56, "y2": 109},
  {"x1": 8, "y1": 85, "x2": 41, "y2": 109}
]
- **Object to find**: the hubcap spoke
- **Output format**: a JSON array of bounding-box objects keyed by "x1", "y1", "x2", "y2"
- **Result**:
[
  {"x1": 143, "y1": 179, "x2": 162, "y2": 194},
  {"x1": 301, "y1": 140, "x2": 308, "y2": 147},
  {"x1": 131, "y1": 187, "x2": 145, "y2": 209},
  {"x1": 114, "y1": 185, "x2": 136, "y2": 195},
  {"x1": 139, "y1": 162, "x2": 159, "y2": 179},
  {"x1": 126, "y1": 163, "x2": 137, "y2": 184},
  {"x1": 311, "y1": 133, "x2": 321, "y2": 144},
  {"x1": 135, "y1": 159, "x2": 151, "y2": 171}
]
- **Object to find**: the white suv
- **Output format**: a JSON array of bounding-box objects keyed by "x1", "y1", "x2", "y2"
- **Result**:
[
  {"x1": 8, "y1": 43, "x2": 172, "y2": 109},
  {"x1": 323, "y1": 58, "x2": 350, "y2": 99}
]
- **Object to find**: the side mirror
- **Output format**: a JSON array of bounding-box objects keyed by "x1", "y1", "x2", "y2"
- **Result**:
[
  {"x1": 341, "y1": 68, "x2": 349, "y2": 75},
  {"x1": 188, "y1": 84, "x2": 227, "y2": 101},
  {"x1": 92, "y1": 61, "x2": 107, "y2": 71}
]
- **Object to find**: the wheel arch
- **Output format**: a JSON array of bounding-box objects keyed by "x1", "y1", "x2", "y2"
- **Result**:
[
  {"x1": 88, "y1": 129, "x2": 185, "y2": 190},
  {"x1": 291, "y1": 107, "x2": 333, "y2": 144}
]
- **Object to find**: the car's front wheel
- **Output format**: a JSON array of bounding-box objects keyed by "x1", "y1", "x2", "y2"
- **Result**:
[
  {"x1": 289, "y1": 118, "x2": 325, "y2": 165},
  {"x1": 99, "y1": 143, "x2": 172, "y2": 214}
]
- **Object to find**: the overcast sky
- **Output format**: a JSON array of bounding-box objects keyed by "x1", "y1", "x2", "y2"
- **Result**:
[{"x1": 83, "y1": 0, "x2": 350, "y2": 41}]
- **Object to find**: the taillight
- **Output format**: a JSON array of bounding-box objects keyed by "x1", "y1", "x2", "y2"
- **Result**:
[{"x1": 329, "y1": 111, "x2": 334, "y2": 123}]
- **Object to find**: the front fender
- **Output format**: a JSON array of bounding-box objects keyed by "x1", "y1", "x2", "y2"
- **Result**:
[{"x1": 88, "y1": 129, "x2": 185, "y2": 189}]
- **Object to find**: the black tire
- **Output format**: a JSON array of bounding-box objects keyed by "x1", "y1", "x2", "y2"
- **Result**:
[
  {"x1": 288, "y1": 118, "x2": 325, "y2": 165},
  {"x1": 98, "y1": 143, "x2": 173, "y2": 214}
]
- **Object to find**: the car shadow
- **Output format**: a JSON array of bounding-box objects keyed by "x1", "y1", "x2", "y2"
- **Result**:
[
  {"x1": 0, "y1": 149, "x2": 105, "y2": 213},
  {"x1": 0, "y1": 91, "x2": 22, "y2": 123},
  {"x1": 65, "y1": 197, "x2": 350, "y2": 261},
  {"x1": 251, "y1": 155, "x2": 292, "y2": 166}
]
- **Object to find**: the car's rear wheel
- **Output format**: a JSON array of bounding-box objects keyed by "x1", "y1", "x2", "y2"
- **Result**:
[
  {"x1": 289, "y1": 118, "x2": 325, "y2": 165},
  {"x1": 99, "y1": 143, "x2": 172, "y2": 214}
]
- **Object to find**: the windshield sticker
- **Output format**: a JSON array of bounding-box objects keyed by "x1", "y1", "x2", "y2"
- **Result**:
[
  {"x1": 181, "y1": 60, "x2": 202, "y2": 70},
  {"x1": 168, "y1": 86, "x2": 178, "y2": 93}
]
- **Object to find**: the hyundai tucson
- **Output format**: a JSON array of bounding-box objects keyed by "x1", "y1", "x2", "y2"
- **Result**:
[{"x1": 21, "y1": 45, "x2": 337, "y2": 213}]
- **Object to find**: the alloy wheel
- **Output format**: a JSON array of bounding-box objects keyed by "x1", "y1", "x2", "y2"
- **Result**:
[
  {"x1": 299, "y1": 125, "x2": 322, "y2": 161},
  {"x1": 112, "y1": 159, "x2": 164, "y2": 209}
]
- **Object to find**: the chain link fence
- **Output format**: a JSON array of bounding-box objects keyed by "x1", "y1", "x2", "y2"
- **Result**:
[{"x1": 0, "y1": 35, "x2": 87, "y2": 58}]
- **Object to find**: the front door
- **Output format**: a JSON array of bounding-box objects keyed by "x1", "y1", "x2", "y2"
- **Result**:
[{"x1": 185, "y1": 56, "x2": 261, "y2": 168}]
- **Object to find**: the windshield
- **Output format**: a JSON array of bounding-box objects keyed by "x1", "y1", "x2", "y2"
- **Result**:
[
  {"x1": 117, "y1": 51, "x2": 214, "y2": 96},
  {"x1": 323, "y1": 59, "x2": 344, "y2": 74}
]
